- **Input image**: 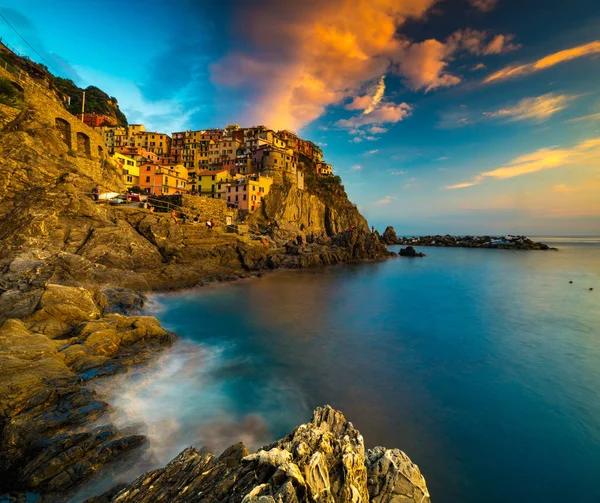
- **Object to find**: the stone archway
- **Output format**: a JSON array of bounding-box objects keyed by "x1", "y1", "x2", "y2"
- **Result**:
[
  {"x1": 55, "y1": 118, "x2": 71, "y2": 148},
  {"x1": 76, "y1": 132, "x2": 91, "y2": 156}
]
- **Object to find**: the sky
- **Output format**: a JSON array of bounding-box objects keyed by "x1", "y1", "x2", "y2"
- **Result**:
[{"x1": 1, "y1": 0, "x2": 599, "y2": 235}]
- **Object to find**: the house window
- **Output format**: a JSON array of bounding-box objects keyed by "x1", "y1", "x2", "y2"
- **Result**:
[
  {"x1": 146, "y1": 166, "x2": 151, "y2": 171},
  {"x1": 228, "y1": 196, "x2": 231, "y2": 202},
  {"x1": 235, "y1": 195, "x2": 238, "y2": 201},
  {"x1": 243, "y1": 194, "x2": 247, "y2": 201},
  {"x1": 145, "y1": 176, "x2": 150, "y2": 182}
]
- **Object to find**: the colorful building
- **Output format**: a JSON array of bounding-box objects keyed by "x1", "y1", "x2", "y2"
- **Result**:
[
  {"x1": 316, "y1": 162, "x2": 333, "y2": 176},
  {"x1": 225, "y1": 175, "x2": 273, "y2": 214},
  {"x1": 112, "y1": 152, "x2": 140, "y2": 188},
  {"x1": 133, "y1": 131, "x2": 172, "y2": 156},
  {"x1": 191, "y1": 169, "x2": 233, "y2": 198},
  {"x1": 139, "y1": 163, "x2": 188, "y2": 195},
  {"x1": 76, "y1": 113, "x2": 117, "y2": 128}
]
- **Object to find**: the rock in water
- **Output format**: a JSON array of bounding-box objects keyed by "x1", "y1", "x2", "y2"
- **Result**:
[
  {"x1": 381, "y1": 226, "x2": 399, "y2": 245},
  {"x1": 399, "y1": 246, "x2": 424, "y2": 257},
  {"x1": 91, "y1": 406, "x2": 430, "y2": 503}
]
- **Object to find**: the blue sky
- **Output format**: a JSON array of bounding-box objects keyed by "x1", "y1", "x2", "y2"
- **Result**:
[{"x1": 1, "y1": 0, "x2": 599, "y2": 235}]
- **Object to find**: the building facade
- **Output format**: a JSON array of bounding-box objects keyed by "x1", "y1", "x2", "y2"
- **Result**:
[{"x1": 139, "y1": 163, "x2": 188, "y2": 195}]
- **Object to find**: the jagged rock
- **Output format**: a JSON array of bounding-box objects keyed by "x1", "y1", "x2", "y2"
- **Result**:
[
  {"x1": 381, "y1": 226, "x2": 398, "y2": 245},
  {"x1": 90, "y1": 406, "x2": 430, "y2": 503}
]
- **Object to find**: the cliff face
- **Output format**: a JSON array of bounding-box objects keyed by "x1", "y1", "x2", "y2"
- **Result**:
[
  {"x1": 88, "y1": 406, "x2": 431, "y2": 503},
  {"x1": 249, "y1": 165, "x2": 369, "y2": 237}
]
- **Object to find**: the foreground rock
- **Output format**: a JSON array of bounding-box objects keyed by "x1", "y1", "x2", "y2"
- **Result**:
[
  {"x1": 379, "y1": 227, "x2": 556, "y2": 250},
  {"x1": 0, "y1": 284, "x2": 176, "y2": 498},
  {"x1": 87, "y1": 406, "x2": 430, "y2": 503}
]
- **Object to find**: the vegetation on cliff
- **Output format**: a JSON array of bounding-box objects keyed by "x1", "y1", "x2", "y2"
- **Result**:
[
  {"x1": 0, "y1": 42, "x2": 127, "y2": 126},
  {"x1": 52, "y1": 77, "x2": 128, "y2": 126}
]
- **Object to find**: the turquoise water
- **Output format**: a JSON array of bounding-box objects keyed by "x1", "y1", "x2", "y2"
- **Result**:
[{"x1": 97, "y1": 239, "x2": 600, "y2": 503}]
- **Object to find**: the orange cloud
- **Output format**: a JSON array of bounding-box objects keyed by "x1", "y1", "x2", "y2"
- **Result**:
[
  {"x1": 468, "y1": 0, "x2": 497, "y2": 12},
  {"x1": 395, "y1": 39, "x2": 462, "y2": 91},
  {"x1": 484, "y1": 40, "x2": 600, "y2": 84},
  {"x1": 566, "y1": 112, "x2": 600, "y2": 123},
  {"x1": 482, "y1": 93, "x2": 574, "y2": 122},
  {"x1": 211, "y1": 0, "x2": 437, "y2": 130},
  {"x1": 447, "y1": 136, "x2": 600, "y2": 189},
  {"x1": 210, "y1": 0, "x2": 522, "y2": 130}
]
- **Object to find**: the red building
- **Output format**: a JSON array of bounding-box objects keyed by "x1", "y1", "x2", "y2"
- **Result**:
[{"x1": 76, "y1": 113, "x2": 117, "y2": 128}]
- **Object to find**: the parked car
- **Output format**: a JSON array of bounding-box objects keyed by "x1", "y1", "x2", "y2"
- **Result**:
[
  {"x1": 127, "y1": 193, "x2": 141, "y2": 202},
  {"x1": 109, "y1": 195, "x2": 127, "y2": 205}
]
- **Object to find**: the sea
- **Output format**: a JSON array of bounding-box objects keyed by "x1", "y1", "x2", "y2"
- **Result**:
[{"x1": 84, "y1": 237, "x2": 600, "y2": 503}]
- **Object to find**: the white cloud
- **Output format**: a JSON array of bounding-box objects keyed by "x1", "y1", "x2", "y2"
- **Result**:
[
  {"x1": 351, "y1": 164, "x2": 362, "y2": 170},
  {"x1": 336, "y1": 102, "x2": 412, "y2": 128},
  {"x1": 374, "y1": 195, "x2": 395, "y2": 205},
  {"x1": 390, "y1": 170, "x2": 407, "y2": 175},
  {"x1": 362, "y1": 149, "x2": 379, "y2": 155}
]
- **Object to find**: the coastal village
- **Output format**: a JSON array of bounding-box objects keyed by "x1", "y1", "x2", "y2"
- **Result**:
[{"x1": 83, "y1": 114, "x2": 333, "y2": 215}]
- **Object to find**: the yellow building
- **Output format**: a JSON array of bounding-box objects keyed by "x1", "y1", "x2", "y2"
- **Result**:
[
  {"x1": 316, "y1": 162, "x2": 333, "y2": 176},
  {"x1": 133, "y1": 131, "x2": 172, "y2": 156},
  {"x1": 112, "y1": 152, "x2": 140, "y2": 188},
  {"x1": 193, "y1": 169, "x2": 234, "y2": 198}
]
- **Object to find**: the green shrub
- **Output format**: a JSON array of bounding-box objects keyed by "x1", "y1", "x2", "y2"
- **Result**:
[
  {"x1": 0, "y1": 77, "x2": 20, "y2": 107},
  {"x1": 67, "y1": 149, "x2": 76, "y2": 157}
]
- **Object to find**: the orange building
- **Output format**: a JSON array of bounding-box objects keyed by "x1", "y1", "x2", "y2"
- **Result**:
[
  {"x1": 76, "y1": 113, "x2": 117, "y2": 128},
  {"x1": 139, "y1": 163, "x2": 188, "y2": 195}
]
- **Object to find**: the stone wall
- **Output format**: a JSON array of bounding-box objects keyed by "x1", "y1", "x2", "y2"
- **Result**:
[
  {"x1": 181, "y1": 194, "x2": 238, "y2": 225},
  {"x1": 0, "y1": 67, "x2": 106, "y2": 163}
]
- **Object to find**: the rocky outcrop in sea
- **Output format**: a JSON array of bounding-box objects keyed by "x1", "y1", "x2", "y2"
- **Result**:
[
  {"x1": 85, "y1": 406, "x2": 431, "y2": 503},
  {"x1": 380, "y1": 227, "x2": 556, "y2": 250}
]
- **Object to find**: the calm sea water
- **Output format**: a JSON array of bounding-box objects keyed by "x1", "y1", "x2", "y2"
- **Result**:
[{"x1": 90, "y1": 238, "x2": 600, "y2": 503}]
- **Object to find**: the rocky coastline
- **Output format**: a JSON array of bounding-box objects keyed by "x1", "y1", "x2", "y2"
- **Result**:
[
  {"x1": 380, "y1": 226, "x2": 556, "y2": 250},
  {"x1": 0, "y1": 65, "x2": 421, "y2": 502}
]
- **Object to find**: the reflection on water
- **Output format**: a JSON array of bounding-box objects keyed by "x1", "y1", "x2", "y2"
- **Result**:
[{"x1": 86, "y1": 240, "x2": 600, "y2": 503}]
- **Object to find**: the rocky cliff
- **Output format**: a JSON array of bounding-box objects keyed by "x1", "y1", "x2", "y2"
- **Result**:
[
  {"x1": 87, "y1": 406, "x2": 431, "y2": 503},
  {"x1": 249, "y1": 163, "x2": 368, "y2": 237}
]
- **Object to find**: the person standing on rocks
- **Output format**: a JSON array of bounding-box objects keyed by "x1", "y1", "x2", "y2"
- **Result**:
[{"x1": 92, "y1": 184, "x2": 100, "y2": 202}]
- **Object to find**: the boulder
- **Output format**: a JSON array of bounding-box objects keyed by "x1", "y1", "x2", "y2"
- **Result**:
[{"x1": 399, "y1": 246, "x2": 425, "y2": 258}]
